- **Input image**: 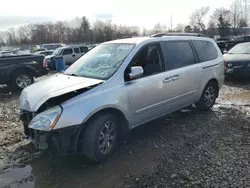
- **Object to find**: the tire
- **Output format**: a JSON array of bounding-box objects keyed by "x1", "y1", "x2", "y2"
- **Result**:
[
  {"x1": 81, "y1": 113, "x2": 119, "y2": 162},
  {"x1": 10, "y1": 70, "x2": 34, "y2": 91},
  {"x1": 196, "y1": 81, "x2": 218, "y2": 111}
]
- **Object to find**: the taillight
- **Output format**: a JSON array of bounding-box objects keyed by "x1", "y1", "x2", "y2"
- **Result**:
[
  {"x1": 43, "y1": 60, "x2": 47, "y2": 67},
  {"x1": 224, "y1": 61, "x2": 227, "y2": 68}
]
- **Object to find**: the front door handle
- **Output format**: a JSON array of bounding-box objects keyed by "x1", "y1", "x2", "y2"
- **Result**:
[
  {"x1": 162, "y1": 75, "x2": 180, "y2": 83},
  {"x1": 171, "y1": 75, "x2": 180, "y2": 81},
  {"x1": 72, "y1": 54, "x2": 76, "y2": 57},
  {"x1": 163, "y1": 77, "x2": 173, "y2": 83}
]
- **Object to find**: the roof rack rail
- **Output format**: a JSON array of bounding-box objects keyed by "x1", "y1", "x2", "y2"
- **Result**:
[
  {"x1": 118, "y1": 36, "x2": 132, "y2": 39},
  {"x1": 150, "y1": 33, "x2": 206, "y2": 37}
]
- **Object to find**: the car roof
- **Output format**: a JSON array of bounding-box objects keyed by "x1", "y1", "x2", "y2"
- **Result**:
[
  {"x1": 103, "y1": 37, "x2": 150, "y2": 45},
  {"x1": 103, "y1": 35, "x2": 213, "y2": 45},
  {"x1": 42, "y1": 43, "x2": 64, "y2": 45}
]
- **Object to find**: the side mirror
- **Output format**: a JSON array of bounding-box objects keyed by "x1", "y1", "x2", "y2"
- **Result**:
[
  {"x1": 223, "y1": 49, "x2": 228, "y2": 54},
  {"x1": 129, "y1": 66, "x2": 144, "y2": 80}
]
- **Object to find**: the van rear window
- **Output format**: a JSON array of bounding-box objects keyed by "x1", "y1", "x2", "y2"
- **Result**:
[{"x1": 192, "y1": 40, "x2": 218, "y2": 62}]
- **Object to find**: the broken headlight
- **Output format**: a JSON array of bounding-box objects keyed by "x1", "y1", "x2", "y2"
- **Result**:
[{"x1": 29, "y1": 106, "x2": 62, "y2": 131}]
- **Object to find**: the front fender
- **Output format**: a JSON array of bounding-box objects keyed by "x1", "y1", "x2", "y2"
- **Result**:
[{"x1": 54, "y1": 85, "x2": 130, "y2": 130}]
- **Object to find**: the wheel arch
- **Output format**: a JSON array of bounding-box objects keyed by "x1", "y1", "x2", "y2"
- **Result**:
[
  {"x1": 8, "y1": 66, "x2": 35, "y2": 83},
  {"x1": 76, "y1": 107, "x2": 129, "y2": 153},
  {"x1": 206, "y1": 78, "x2": 219, "y2": 97}
]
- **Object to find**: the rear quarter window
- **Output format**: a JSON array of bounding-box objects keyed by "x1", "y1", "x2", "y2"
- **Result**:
[
  {"x1": 192, "y1": 40, "x2": 218, "y2": 62},
  {"x1": 80, "y1": 47, "x2": 89, "y2": 53},
  {"x1": 63, "y1": 48, "x2": 73, "y2": 55},
  {"x1": 74, "y1": 48, "x2": 80, "y2": 53}
]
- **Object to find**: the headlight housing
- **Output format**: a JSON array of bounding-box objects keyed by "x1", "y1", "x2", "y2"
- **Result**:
[{"x1": 29, "y1": 106, "x2": 62, "y2": 131}]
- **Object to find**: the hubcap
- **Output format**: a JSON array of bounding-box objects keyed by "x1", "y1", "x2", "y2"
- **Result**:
[
  {"x1": 204, "y1": 86, "x2": 215, "y2": 106},
  {"x1": 98, "y1": 121, "x2": 116, "y2": 154},
  {"x1": 16, "y1": 74, "x2": 32, "y2": 88}
]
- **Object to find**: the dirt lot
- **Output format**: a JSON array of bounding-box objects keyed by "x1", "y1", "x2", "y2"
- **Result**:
[{"x1": 1, "y1": 77, "x2": 250, "y2": 188}]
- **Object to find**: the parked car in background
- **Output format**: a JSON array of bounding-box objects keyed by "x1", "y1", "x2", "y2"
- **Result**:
[
  {"x1": 43, "y1": 45, "x2": 89, "y2": 69},
  {"x1": 41, "y1": 43, "x2": 66, "y2": 50},
  {"x1": 35, "y1": 50, "x2": 54, "y2": 56},
  {"x1": 217, "y1": 35, "x2": 250, "y2": 53},
  {"x1": 0, "y1": 50, "x2": 15, "y2": 57},
  {"x1": 34, "y1": 48, "x2": 47, "y2": 52},
  {"x1": 19, "y1": 33, "x2": 224, "y2": 162},
  {"x1": 0, "y1": 54, "x2": 48, "y2": 90},
  {"x1": 16, "y1": 50, "x2": 31, "y2": 55},
  {"x1": 224, "y1": 42, "x2": 250, "y2": 77}
]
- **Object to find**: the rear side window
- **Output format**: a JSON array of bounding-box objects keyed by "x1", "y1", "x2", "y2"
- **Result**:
[
  {"x1": 74, "y1": 48, "x2": 80, "y2": 53},
  {"x1": 162, "y1": 41, "x2": 196, "y2": 70},
  {"x1": 63, "y1": 48, "x2": 73, "y2": 55},
  {"x1": 192, "y1": 40, "x2": 218, "y2": 62},
  {"x1": 80, "y1": 47, "x2": 88, "y2": 53}
]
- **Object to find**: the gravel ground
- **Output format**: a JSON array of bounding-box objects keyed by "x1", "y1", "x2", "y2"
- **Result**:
[{"x1": 1, "y1": 77, "x2": 250, "y2": 188}]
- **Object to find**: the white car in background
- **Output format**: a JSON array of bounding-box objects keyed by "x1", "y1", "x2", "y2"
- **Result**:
[
  {"x1": 42, "y1": 43, "x2": 66, "y2": 50},
  {"x1": 43, "y1": 45, "x2": 89, "y2": 69}
]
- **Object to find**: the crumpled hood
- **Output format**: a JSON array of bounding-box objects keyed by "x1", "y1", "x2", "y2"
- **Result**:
[{"x1": 19, "y1": 73, "x2": 104, "y2": 111}]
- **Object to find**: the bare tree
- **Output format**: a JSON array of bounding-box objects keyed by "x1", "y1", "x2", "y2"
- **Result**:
[
  {"x1": 6, "y1": 28, "x2": 17, "y2": 45},
  {"x1": 230, "y1": 0, "x2": 249, "y2": 35},
  {"x1": 189, "y1": 6, "x2": 210, "y2": 34},
  {"x1": 231, "y1": 0, "x2": 241, "y2": 35},
  {"x1": 0, "y1": 32, "x2": 5, "y2": 45},
  {"x1": 184, "y1": 25, "x2": 193, "y2": 33},
  {"x1": 210, "y1": 8, "x2": 231, "y2": 37},
  {"x1": 79, "y1": 16, "x2": 91, "y2": 42},
  {"x1": 152, "y1": 23, "x2": 167, "y2": 33},
  {"x1": 174, "y1": 23, "x2": 185, "y2": 32}
]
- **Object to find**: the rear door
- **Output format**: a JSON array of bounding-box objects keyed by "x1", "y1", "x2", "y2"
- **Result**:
[
  {"x1": 62, "y1": 48, "x2": 74, "y2": 64},
  {"x1": 80, "y1": 46, "x2": 89, "y2": 55},
  {"x1": 73, "y1": 47, "x2": 81, "y2": 61},
  {"x1": 160, "y1": 40, "x2": 202, "y2": 110},
  {"x1": 192, "y1": 40, "x2": 222, "y2": 94}
]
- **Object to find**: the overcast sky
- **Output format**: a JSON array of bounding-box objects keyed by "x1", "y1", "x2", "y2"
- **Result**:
[{"x1": 0, "y1": 0, "x2": 233, "y2": 30}]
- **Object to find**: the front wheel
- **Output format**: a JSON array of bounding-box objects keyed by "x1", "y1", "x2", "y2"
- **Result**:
[
  {"x1": 80, "y1": 113, "x2": 119, "y2": 162},
  {"x1": 196, "y1": 82, "x2": 218, "y2": 111}
]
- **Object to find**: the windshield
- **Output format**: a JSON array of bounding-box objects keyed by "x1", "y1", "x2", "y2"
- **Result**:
[
  {"x1": 53, "y1": 48, "x2": 62, "y2": 56},
  {"x1": 64, "y1": 43, "x2": 135, "y2": 80},
  {"x1": 228, "y1": 43, "x2": 250, "y2": 54}
]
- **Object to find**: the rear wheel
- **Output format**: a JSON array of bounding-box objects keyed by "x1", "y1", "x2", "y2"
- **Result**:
[
  {"x1": 196, "y1": 81, "x2": 218, "y2": 111},
  {"x1": 10, "y1": 70, "x2": 34, "y2": 91},
  {"x1": 81, "y1": 113, "x2": 119, "y2": 162}
]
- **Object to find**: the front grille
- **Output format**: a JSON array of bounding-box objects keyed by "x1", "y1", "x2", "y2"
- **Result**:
[{"x1": 225, "y1": 61, "x2": 246, "y2": 68}]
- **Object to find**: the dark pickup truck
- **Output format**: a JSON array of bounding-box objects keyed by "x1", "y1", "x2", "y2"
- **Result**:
[
  {"x1": 217, "y1": 35, "x2": 250, "y2": 53},
  {"x1": 0, "y1": 54, "x2": 48, "y2": 91}
]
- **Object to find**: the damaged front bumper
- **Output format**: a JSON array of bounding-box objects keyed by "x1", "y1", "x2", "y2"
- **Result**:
[{"x1": 19, "y1": 110, "x2": 82, "y2": 155}]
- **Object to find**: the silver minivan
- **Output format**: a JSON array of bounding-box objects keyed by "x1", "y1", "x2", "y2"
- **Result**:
[{"x1": 19, "y1": 33, "x2": 224, "y2": 162}]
